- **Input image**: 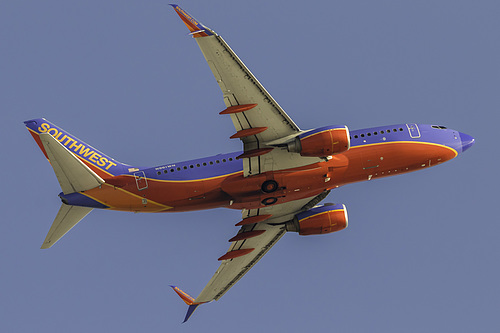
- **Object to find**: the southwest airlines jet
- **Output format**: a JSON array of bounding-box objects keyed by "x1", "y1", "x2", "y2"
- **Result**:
[{"x1": 24, "y1": 5, "x2": 474, "y2": 322}]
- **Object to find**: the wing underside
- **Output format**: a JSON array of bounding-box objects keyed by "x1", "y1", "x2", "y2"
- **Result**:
[
  {"x1": 171, "y1": 191, "x2": 330, "y2": 321},
  {"x1": 194, "y1": 191, "x2": 330, "y2": 303},
  {"x1": 172, "y1": 4, "x2": 322, "y2": 176},
  {"x1": 197, "y1": 223, "x2": 286, "y2": 302}
]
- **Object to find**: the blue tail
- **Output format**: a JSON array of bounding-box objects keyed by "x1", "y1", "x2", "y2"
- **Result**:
[{"x1": 25, "y1": 118, "x2": 133, "y2": 177}]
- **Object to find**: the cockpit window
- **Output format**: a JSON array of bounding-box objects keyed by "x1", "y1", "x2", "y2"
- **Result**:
[{"x1": 432, "y1": 125, "x2": 447, "y2": 129}]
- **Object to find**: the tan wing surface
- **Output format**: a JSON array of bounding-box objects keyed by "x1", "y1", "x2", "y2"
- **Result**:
[
  {"x1": 172, "y1": 5, "x2": 322, "y2": 176},
  {"x1": 194, "y1": 190, "x2": 330, "y2": 303}
]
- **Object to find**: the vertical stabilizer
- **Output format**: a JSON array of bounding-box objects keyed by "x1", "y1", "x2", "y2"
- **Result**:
[{"x1": 41, "y1": 204, "x2": 93, "y2": 249}]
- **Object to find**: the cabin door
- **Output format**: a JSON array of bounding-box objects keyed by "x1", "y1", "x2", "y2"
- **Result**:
[
  {"x1": 134, "y1": 171, "x2": 148, "y2": 191},
  {"x1": 406, "y1": 123, "x2": 421, "y2": 138}
]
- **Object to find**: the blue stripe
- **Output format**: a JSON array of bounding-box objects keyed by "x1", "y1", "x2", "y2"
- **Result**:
[
  {"x1": 349, "y1": 124, "x2": 461, "y2": 152},
  {"x1": 59, "y1": 192, "x2": 109, "y2": 209},
  {"x1": 299, "y1": 125, "x2": 346, "y2": 140},
  {"x1": 148, "y1": 152, "x2": 243, "y2": 181},
  {"x1": 24, "y1": 118, "x2": 132, "y2": 176},
  {"x1": 296, "y1": 204, "x2": 345, "y2": 221}
]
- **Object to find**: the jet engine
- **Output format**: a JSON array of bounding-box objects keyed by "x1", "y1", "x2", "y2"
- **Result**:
[
  {"x1": 286, "y1": 204, "x2": 348, "y2": 235},
  {"x1": 287, "y1": 125, "x2": 350, "y2": 157}
]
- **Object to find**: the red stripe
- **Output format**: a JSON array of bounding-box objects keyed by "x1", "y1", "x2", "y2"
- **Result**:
[
  {"x1": 218, "y1": 248, "x2": 255, "y2": 261},
  {"x1": 230, "y1": 127, "x2": 268, "y2": 139},
  {"x1": 235, "y1": 214, "x2": 272, "y2": 226},
  {"x1": 219, "y1": 104, "x2": 258, "y2": 114}
]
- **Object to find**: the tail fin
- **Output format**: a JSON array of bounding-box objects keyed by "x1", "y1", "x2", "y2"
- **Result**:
[
  {"x1": 25, "y1": 118, "x2": 134, "y2": 248},
  {"x1": 42, "y1": 204, "x2": 92, "y2": 249},
  {"x1": 24, "y1": 118, "x2": 132, "y2": 181}
]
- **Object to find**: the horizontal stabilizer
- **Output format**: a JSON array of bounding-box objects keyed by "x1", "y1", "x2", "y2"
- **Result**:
[
  {"x1": 41, "y1": 204, "x2": 92, "y2": 249},
  {"x1": 40, "y1": 133, "x2": 105, "y2": 194}
]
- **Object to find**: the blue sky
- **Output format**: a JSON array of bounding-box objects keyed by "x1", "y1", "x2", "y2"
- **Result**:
[{"x1": 2, "y1": 1, "x2": 498, "y2": 332}]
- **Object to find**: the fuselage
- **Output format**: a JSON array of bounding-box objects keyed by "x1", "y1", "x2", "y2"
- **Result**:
[{"x1": 60, "y1": 123, "x2": 473, "y2": 213}]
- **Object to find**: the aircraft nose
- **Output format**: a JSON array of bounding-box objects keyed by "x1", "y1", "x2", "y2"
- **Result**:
[{"x1": 459, "y1": 132, "x2": 475, "y2": 153}]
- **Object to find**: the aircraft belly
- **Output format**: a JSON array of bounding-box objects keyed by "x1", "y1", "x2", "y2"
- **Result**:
[
  {"x1": 221, "y1": 164, "x2": 330, "y2": 209},
  {"x1": 83, "y1": 176, "x2": 232, "y2": 212},
  {"x1": 337, "y1": 141, "x2": 458, "y2": 185}
]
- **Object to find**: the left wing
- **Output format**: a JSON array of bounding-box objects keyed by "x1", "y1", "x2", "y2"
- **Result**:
[
  {"x1": 171, "y1": 191, "x2": 330, "y2": 322},
  {"x1": 171, "y1": 4, "x2": 323, "y2": 176}
]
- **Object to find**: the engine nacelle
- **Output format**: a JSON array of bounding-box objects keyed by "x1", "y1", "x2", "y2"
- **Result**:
[
  {"x1": 286, "y1": 204, "x2": 348, "y2": 235},
  {"x1": 287, "y1": 125, "x2": 350, "y2": 157}
]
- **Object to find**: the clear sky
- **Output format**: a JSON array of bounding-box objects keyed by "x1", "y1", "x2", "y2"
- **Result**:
[{"x1": 2, "y1": 1, "x2": 498, "y2": 332}]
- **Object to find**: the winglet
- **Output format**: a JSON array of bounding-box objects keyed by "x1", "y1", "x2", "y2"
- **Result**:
[
  {"x1": 170, "y1": 285, "x2": 196, "y2": 305},
  {"x1": 169, "y1": 4, "x2": 215, "y2": 38},
  {"x1": 169, "y1": 285, "x2": 206, "y2": 323},
  {"x1": 183, "y1": 304, "x2": 200, "y2": 323}
]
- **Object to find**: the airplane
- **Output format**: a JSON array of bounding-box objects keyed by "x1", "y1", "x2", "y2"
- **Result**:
[{"x1": 24, "y1": 4, "x2": 475, "y2": 322}]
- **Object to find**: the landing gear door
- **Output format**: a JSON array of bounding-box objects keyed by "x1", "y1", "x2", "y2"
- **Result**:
[
  {"x1": 406, "y1": 123, "x2": 421, "y2": 139},
  {"x1": 134, "y1": 171, "x2": 148, "y2": 191}
]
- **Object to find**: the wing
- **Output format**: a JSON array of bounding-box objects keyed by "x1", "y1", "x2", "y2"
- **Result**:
[
  {"x1": 195, "y1": 191, "x2": 330, "y2": 303},
  {"x1": 170, "y1": 190, "x2": 330, "y2": 322},
  {"x1": 171, "y1": 5, "x2": 322, "y2": 176}
]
